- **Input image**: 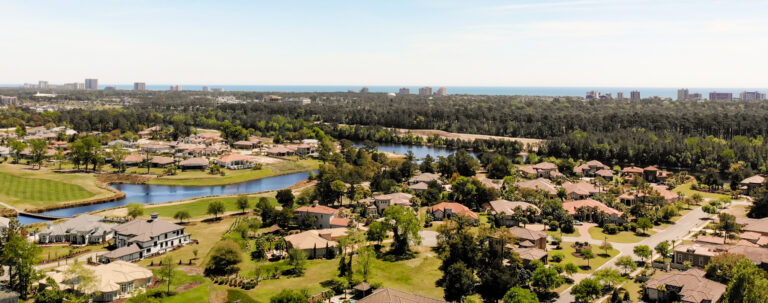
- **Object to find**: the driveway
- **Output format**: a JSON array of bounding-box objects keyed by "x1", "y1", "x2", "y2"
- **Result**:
[{"x1": 419, "y1": 230, "x2": 439, "y2": 247}]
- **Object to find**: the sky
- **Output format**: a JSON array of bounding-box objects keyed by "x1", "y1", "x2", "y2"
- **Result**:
[{"x1": 2, "y1": 0, "x2": 768, "y2": 87}]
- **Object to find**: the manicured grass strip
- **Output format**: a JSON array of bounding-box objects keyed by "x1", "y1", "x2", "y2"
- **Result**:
[
  {"x1": 588, "y1": 226, "x2": 655, "y2": 243},
  {"x1": 0, "y1": 171, "x2": 94, "y2": 202},
  {"x1": 550, "y1": 241, "x2": 620, "y2": 274},
  {"x1": 226, "y1": 290, "x2": 258, "y2": 303},
  {"x1": 149, "y1": 196, "x2": 278, "y2": 219},
  {"x1": 673, "y1": 182, "x2": 729, "y2": 200}
]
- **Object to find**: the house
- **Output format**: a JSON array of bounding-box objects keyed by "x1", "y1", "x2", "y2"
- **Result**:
[
  {"x1": 409, "y1": 182, "x2": 430, "y2": 192},
  {"x1": 358, "y1": 288, "x2": 446, "y2": 303},
  {"x1": 562, "y1": 181, "x2": 600, "y2": 199},
  {"x1": 102, "y1": 213, "x2": 189, "y2": 262},
  {"x1": 150, "y1": 156, "x2": 175, "y2": 168},
  {"x1": 44, "y1": 261, "x2": 153, "y2": 302},
  {"x1": 515, "y1": 178, "x2": 558, "y2": 196},
  {"x1": 284, "y1": 230, "x2": 341, "y2": 259},
  {"x1": 643, "y1": 268, "x2": 725, "y2": 303},
  {"x1": 122, "y1": 154, "x2": 144, "y2": 166},
  {"x1": 740, "y1": 175, "x2": 765, "y2": 196},
  {"x1": 574, "y1": 160, "x2": 610, "y2": 176},
  {"x1": 674, "y1": 242, "x2": 768, "y2": 269},
  {"x1": 621, "y1": 166, "x2": 644, "y2": 180},
  {"x1": 653, "y1": 185, "x2": 680, "y2": 203},
  {"x1": 295, "y1": 144, "x2": 315, "y2": 156},
  {"x1": 178, "y1": 157, "x2": 209, "y2": 171},
  {"x1": 562, "y1": 199, "x2": 624, "y2": 222},
  {"x1": 482, "y1": 200, "x2": 540, "y2": 226},
  {"x1": 295, "y1": 202, "x2": 350, "y2": 229},
  {"x1": 512, "y1": 247, "x2": 549, "y2": 264},
  {"x1": 0, "y1": 288, "x2": 18, "y2": 303},
  {"x1": 107, "y1": 139, "x2": 136, "y2": 148},
  {"x1": 595, "y1": 169, "x2": 614, "y2": 179},
  {"x1": 215, "y1": 154, "x2": 255, "y2": 170},
  {"x1": 509, "y1": 226, "x2": 547, "y2": 250},
  {"x1": 428, "y1": 202, "x2": 478, "y2": 221},
  {"x1": 373, "y1": 193, "x2": 413, "y2": 214},
  {"x1": 265, "y1": 145, "x2": 295, "y2": 157},
  {"x1": 232, "y1": 139, "x2": 261, "y2": 150},
  {"x1": 38, "y1": 214, "x2": 114, "y2": 244},
  {"x1": 532, "y1": 162, "x2": 560, "y2": 178},
  {"x1": 140, "y1": 143, "x2": 171, "y2": 154},
  {"x1": 736, "y1": 217, "x2": 768, "y2": 243},
  {"x1": 408, "y1": 173, "x2": 441, "y2": 185}
]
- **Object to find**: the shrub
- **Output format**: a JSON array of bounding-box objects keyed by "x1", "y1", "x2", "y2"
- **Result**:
[
  {"x1": 604, "y1": 224, "x2": 619, "y2": 234},
  {"x1": 550, "y1": 252, "x2": 565, "y2": 263}
]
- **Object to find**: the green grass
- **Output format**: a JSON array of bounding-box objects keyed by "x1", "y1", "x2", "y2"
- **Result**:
[
  {"x1": 550, "y1": 242, "x2": 620, "y2": 274},
  {"x1": 127, "y1": 270, "x2": 209, "y2": 303},
  {"x1": 547, "y1": 228, "x2": 581, "y2": 238},
  {"x1": 226, "y1": 289, "x2": 258, "y2": 303},
  {"x1": 0, "y1": 164, "x2": 114, "y2": 209},
  {"x1": 148, "y1": 160, "x2": 320, "y2": 186},
  {"x1": 148, "y1": 195, "x2": 278, "y2": 219},
  {"x1": 588, "y1": 227, "x2": 655, "y2": 243},
  {"x1": 38, "y1": 244, "x2": 107, "y2": 262},
  {"x1": 248, "y1": 249, "x2": 444, "y2": 302},
  {"x1": 673, "y1": 182, "x2": 729, "y2": 200}
]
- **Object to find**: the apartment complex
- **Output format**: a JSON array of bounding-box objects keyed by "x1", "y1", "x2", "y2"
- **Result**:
[
  {"x1": 85, "y1": 78, "x2": 98, "y2": 90},
  {"x1": 677, "y1": 88, "x2": 689, "y2": 101},
  {"x1": 169, "y1": 85, "x2": 182, "y2": 91},
  {"x1": 435, "y1": 87, "x2": 447, "y2": 96},
  {"x1": 418, "y1": 86, "x2": 432, "y2": 95},
  {"x1": 133, "y1": 82, "x2": 146, "y2": 91},
  {"x1": 709, "y1": 92, "x2": 732, "y2": 101},
  {"x1": 398, "y1": 87, "x2": 410, "y2": 94},
  {"x1": 630, "y1": 90, "x2": 640, "y2": 101},
  {"x1": 740, "y1": 91, "x2": 764, "y2": 100}
]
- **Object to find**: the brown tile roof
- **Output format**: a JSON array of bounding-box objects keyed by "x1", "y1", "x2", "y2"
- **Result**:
[
  {"x1": 513, "y1": 247, "x2": 548, "y2": 261},
  {"x1": 532, "y1": 162, "x2": 557, "y2": 170},
  {"x1": 515, "y1": 178, "x2": 557, "y2": 195},
  {"x1": 622, "y1": 166, "x2": 644, "y2": 174},
  {"x1": 741, "y1": 175, "x2": 765, "y2": 185},
  {"x1": 358, "y1": 288, "x2": 446, "y2": 303},
  {"x1": 295, "y1": 205, "x2": 339, "y2": 215},
  {"x1": 151, "y1": 156, "x2": 175, "y2": 165},
  {"x1": 483, "y1": 200, "x2": 541, "y2": 216},
  {"x1": 179, "y1": 157, "x2": 209, "y2": 167},
  {"x1": 429, "y1": 202, "x2": 478, "y2": 219},
  {"x1": 409, "y1": 182, "x2": 429, "y2": 191},
  {"x1": 595, "y1": 169, "x2": 614, "y2": 178},
  {"x1": 123, "y1": 154, "x2": 143, "y2": 163},
  {"x1": 562, "y1": 181, "x2": 599, "y2": 196},
  {"x1": 409, "y1": 173, "x2": 441, "y2": 184},
  {"x1": 216, "y1": 153, "x2": 253, "y2": 163},
  {"x1": 562, "y1": 199, "x2": 623, "y2": 216},
  {"x1": 509, "y1": 226, "x2": 548, "y2": 242},
  {"x1": 284, "y1": 231, "x2": 337, "y2": 250},
  {"x1": 652, "y1": 185, "x2": 680, "y2": 201},
  {"x1": 646, "y1": 269, "x2": 725, "y2": 303},
  {"x1": 330, "y1": 217, "x2": 351, "y2": 227},
  {"x1": 736, "y1": 217, "x2": 768, "y2": 234},
  {"x1": 111, "y1": 218, "x2": 185, "y2": 239}
]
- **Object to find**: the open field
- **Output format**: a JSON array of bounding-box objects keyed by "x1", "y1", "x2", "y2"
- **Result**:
[
  {"x1": 588, "y1": 227, "x2": 655, "y2": 243},
  {"x1": 0, "y1": 164, "x2": 114, "y2": 210},
  {"x1": 147, "y1": 159, "x2": 320, "y2": 186},
  {"x1": 147, "y1": 195, "x2": 278, "y2": 220},
  {"x1": 673, "y1": 182, "x2": 729, "y2": 200}
]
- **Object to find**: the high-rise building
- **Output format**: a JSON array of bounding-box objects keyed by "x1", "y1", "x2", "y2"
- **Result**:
[
  {"x1": 677, "y1": 89, "x2": 689, "y2": 101},
  {"x1": 360, "y1": 87, "x2": 369, "y2": 93},
  {"x1": 616, "y1": 92, "x2": 624, "y2": 100},
  {"x1": 169, "y1": 85, "x2": 182, "y2": 91},
  {"x1": 85, "y1": 78, "x2": 98, "y2": 90},
  {"x1": 0, "y1": 95, "x2": 19, "y2": 105},
  {"x1": 202, "y1": 86, "x2": 211, "y2": 92},
  {"x1": 709, "y1": 92, "x2": 732, "y2": 101},
  {"x1": 104, "y1": 86, "x2": 117, "y2": 91},
  {"x1": 38, "y1": 81, "x2": 48, "y2": 89},
  {"x1": 211, "y1": 88, "x2": 224, "y2": 92},
  {"x1": 603, "y1": 92, "x2": 612, "y2": 100},
  {"x1": 630, "y1": 90, "x2": 641, "y2": 101},
  {"x1": 739, "y1": 91, "x2": 762, "y2": 101},
  {"x1": 398, "y1": 88, "x2": 410, "y2": 95},
  {"x1": 133, "y1": 82, "x2": 146, "y2": 91},
  {"x1": 585, "y1": 91, "x2": 599, "y2": 99},
  {"x1": 74, "y1": 83, "x2": 85, "y2": 90},
  {"x1": 436, "y1": 87, "x2": 447, "y2": 96},
  {"x1": 418, "y1": 87, "x2": 432, "y2": 96}
]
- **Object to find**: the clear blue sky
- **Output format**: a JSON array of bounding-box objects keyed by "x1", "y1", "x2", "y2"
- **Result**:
[{"x1": 2, "y1": 0, "x2": 767, "y2": 87}]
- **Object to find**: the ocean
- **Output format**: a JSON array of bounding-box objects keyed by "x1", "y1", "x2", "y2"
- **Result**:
[{"x1": 2, "y1": 84, "x2": 765, "y2": 99}]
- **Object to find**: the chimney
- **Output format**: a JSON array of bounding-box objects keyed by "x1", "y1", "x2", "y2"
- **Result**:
[
  {"x1": 312, "y1": 200, "x2": 319, "y2": 207},
  {"x1": 150, "y1": 212, "x2": 159, "y2": 221}
]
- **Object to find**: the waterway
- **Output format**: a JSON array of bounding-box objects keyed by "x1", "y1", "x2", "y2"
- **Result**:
[
  {"x1": 18, "y1": 171, "x2": 310, "y2": 225},
  {"x1": 18, "y1": 143, "x2": 470, "y2": 225}
]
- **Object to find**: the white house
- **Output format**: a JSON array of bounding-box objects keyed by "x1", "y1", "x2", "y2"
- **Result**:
[
  {"x1": 101, "y1": 213, "x2": 189, "y2": 262},
  {"x1": 38, "y1": 214, "x2": 114, "y2": 244}
]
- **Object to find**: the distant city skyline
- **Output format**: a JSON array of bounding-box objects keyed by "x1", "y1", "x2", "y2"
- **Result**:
[{"x1": 3, "y1": 1, "x2": 768, "y2": 87}]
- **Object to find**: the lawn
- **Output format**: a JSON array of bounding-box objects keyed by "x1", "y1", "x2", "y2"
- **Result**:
[
  {"x1": 588, "y1": 227, "x2": 655, "y2": 243},
  {"x1": 148, "y1": 159, "x2": 320, "y2": 186},
  {"x1": 547, "y1": 228, "x2": 581, "y2": 238},
  {"x1": 248, "y1": 249, "x2": 444, "y2": 302},
  {"x1": 673, "y1": 182, "x2": 729, "y2": 200},
  {"x1": 137, "y1": 216, "x2": 236, "y2": 267},
  {"x1": 148, "y1": 194, "x2": 278, "y2": 220},
  {"x1": 0, "y1": 164, "x2": 112, "y2": 209},
  {"x1": 550, "y1": 241, "x2": 620, "y2": 274},
  {"x1": 38, "y1": 243, "x2": 108, "y2": 262},
  {"x1": 126, "y1": 269, "x2": 210, "y2": 303}
]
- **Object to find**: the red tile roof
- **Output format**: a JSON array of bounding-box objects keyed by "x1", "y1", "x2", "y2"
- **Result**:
[
  {"x1": 296, "y1": 205, "x2": 339, "y2": 215},
  {"x1": 429, "y1": 202, "x2": 478, "y2": 219},
  {"x1": 562, "y1": 199, "x2": 623, "y2": 216}
]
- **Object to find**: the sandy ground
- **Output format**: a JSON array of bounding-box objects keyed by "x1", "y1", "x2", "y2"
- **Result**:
[
  {"x1": 248, "y1": 155, "x2": 284, "y2": 164},
  {"x1": 394, "y1": 128, "x2": 545, "y2": 148}
]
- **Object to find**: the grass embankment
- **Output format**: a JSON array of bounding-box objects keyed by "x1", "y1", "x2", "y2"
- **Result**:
[
  {"x1": 588, "y1": 227, "x2": 655, "y2": 243},
  {"x1": 147, "y1": 160, "x2": 320, "y2": 186},
  {"x1": 550, "y1": 242, "x2": 620, "y2": 274},
  {"x1": 673, "y1": 182, "x2": 729, "y2": 200},
  {"x1": 0, "y1": 163, "x2": 113, "y2": 209},
  {"x1": 148, "y1": 195, "x2": 278, "y2": 220}
]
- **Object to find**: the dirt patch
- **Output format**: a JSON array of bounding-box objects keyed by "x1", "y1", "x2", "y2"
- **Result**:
[
  {"x1": 178, "y1": 266, "x2": 204, "y2": 275},
  {"x1": 97, "y1": 173, "x2": 155, "y2": 184},
  {"x1": 176, "y1": 281, "x2": 203, "y2": 292},
  {"x1": 394, "y1": 128, "x2": 545, "y2": 148}
]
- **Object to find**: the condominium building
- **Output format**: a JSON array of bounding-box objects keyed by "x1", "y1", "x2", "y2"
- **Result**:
[
  {"x1": 677, "y1": 88, "x2": 689, "y2": 101},
  {"x1": 616, "y1": 92, "x2": 624, "y2": 100},
  {"x1": 398, "y1": 87, "x2": 410, "y2": 95},
  {"x1": 739, "y1": 91, "x2": 763, "y2": 101},
  {"x1": 169, "y1": 85, "x2": 182, "y2": 91},
  {"x1": 688, "y1": 93, "x2": 702, "y2": 100},
  {"x1": 133, "y1": 82, "x2": 146, "y2": 91},
  {"x1": 202, "y1": 86, "x2": 210, "y2": 92},
  {"x1": 0, "y1": 95, "x2": 19, "y2": 105},
  {"x1": 436, "y1": 87, "x2": 447, "y2": 96},
  {"x1": 585, "y1": 91, "x2": 599, "y2": 99},
  {"x1": 418, "y1": 86, "x2": 433, "y2": 96},
  {"x1": 74, "y1": 83, "x2": 85, "y2": 90},
  {"x1": 630, "y1": 90, "x2": 640, "y2": 101},
  {"x1": 360, "y1": 87, "x2": 369, "y2": 93},
  {"x1": 709, "y1": 92, "x2": 733, "y2": 101},
  {"x1": 38, "y1": 81, "x2": 48, "y2": 89},
  {"x1": 85, "y1": 78, "x2": 98, "y2": 90}
]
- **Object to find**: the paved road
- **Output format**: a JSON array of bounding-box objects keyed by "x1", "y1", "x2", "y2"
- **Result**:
[{"x1": 555, "y1": 206, "x2": 710, "y2": 303}]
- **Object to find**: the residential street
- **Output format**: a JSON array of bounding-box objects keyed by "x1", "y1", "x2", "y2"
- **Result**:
[{"x1": 555, "y1": 206, "x2": 710, "y2": 303}]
